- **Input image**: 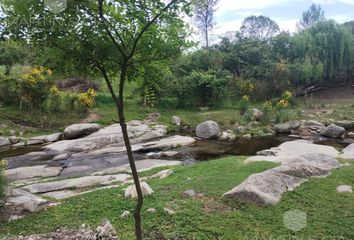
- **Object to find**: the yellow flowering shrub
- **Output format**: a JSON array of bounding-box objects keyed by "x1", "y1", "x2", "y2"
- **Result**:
[
  {"x1": 242, "y1": 95, "x2": 250, "y2": 102},
  {"x1": 50, "y1": 85, "x2": 59, "y2": 95},
  {"x1": 277, "y1": 98, "x2": 290, "y2": 108},
  {"x1": 78, "y1": 88, "x2": 97, "y2": 108},
  {"x1": 19, "y1": 66, "x2": 53, "y2": 107}
]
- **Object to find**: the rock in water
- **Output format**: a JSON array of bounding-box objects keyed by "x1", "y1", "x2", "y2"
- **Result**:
[
  {"x1": 196, "y1": 120, "x2": 221, "y2": 139},
  {"x1": 124, "y1": 182, "x2": 154, "y2": 198},
  {"x1": 320, "y1": 124, "x2": 345, "y2": 139},
  {"x1": 274, "y1": 121, "x2": 300, "y2": 133},
  {"x1": 0, "y1": 137, "x2": 10, "y2": 147},
  {"x1": 64, "y1": 123, "x2": 101, "y2": 139}
]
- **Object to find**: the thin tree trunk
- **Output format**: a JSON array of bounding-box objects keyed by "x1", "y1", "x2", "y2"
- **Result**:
[{"x1": 117, "y1": 59, "x2": 144, "y2": 240}]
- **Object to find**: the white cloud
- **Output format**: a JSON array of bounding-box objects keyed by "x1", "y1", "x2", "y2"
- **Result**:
[{"x1": 313, "y1": 0, "x2": 354, "y2": 5}]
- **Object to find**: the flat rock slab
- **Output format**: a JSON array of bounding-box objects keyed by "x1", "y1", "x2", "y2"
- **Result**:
[
  {"x1": 224, "y1": 141, "x2": 340, "y2": 206},
  {"x1": 42, "y1": 185, "x2": 118, "y2": 200},
  {"x1": 6, "y1": 189, "x2": 49, "y2": 213},
  {"x1": 23, "y1": 174, "x2": 131, "y2": 193},
  {"x1": 93, "y1": 159, "x2": 182, "y2": 175},
  {"x1": 5, "y1": 165, "x2": 63, "y2": 182},
  {"x1": 337, "y1": 185, "x2": 353, "y2": 193},
  {"x1": 45, "y1": 123, "x2": 167, "y2": 153},
  {"x1": 138, "y1": 135, "x2": 196, "y2": 151},
  {"x1": 339, "y1": 143, "x2": 354, "y2": 160},
  {"x1": 246, "y1": 140, "x2": 339, "y2": 163}
]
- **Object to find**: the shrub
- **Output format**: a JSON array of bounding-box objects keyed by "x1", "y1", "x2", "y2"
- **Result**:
[
  {"x1": 275, "y1": 109, "x2": 298, "y2": 123},
  {"x1": 0, "y1": 74, "x2": 19, "y2": 105},
  {"x1": 0, "y1": 160, "x2": 7, "y2": 208},
  {"x1": 78, "y1": 88, "x2": 97, "y2": 109},
  {"x1": 19, "y1": 66, "x2": 53, "y2": 109}
]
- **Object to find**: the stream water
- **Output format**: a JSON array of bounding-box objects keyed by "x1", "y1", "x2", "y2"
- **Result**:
[{"x1": 1, "y1": 135, "x2": 352, "y2": 165}]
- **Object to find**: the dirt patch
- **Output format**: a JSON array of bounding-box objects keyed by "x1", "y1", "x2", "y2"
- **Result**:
[
  {"x1": 198, "y1": 196, "x2": 233, "y2": 214},
  {"x1": 80, "y1": 113, "x2": 101, "y2": 124},
  {"x1": 298, "y1": 86, "x2": 354, "y2": 104}
]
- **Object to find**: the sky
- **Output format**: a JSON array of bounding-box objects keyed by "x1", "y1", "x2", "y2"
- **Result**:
[{"x1": 198, "y1": 0, "x2": 354, "y2": 39}]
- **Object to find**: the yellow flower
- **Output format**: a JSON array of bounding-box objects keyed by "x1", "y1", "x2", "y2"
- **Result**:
[
  {"x1": 78, "y1": 89, "x2": 97, "y2": 108},
  {"x1": 50, "y1": 85, "x2": 59, "y2": 95},
  {"x1": 242, "y1": 95, "x2": 250, "y2": 102},
  {"x1": 277, "y1": 99, "x2": 289, "y2": 108},
  {"x1": 0, "y1": 159, "x2": 7, "y2": 168},
  {"x1": 283, "y1": 90, "x2": 293, "y2": 100}
]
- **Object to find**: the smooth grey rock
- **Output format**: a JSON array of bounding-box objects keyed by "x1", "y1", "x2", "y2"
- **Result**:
[
  {"x1": 138, "y1": 135, "x2": 196, "y2": 151},
  {"x1": 124, "y1": 182, "x2": 153, "y2": 198},
  {"x1": 64, "y1": 123, "x2": 101, "y2": 139},
  {"x1": 320, "y1": 124, "x2": 345, "y2": 139},
  {"x1": 26, "y1": 139, "x2": 45, "y2": 146},
  {"x1": 172, "y1": 116, "x2": 181, "y2": 126},
  {"x1": 247, "y1": 140, "x2": 339, "y2": 163},
  {"x1": 339, "y1": 143, "x2": 354, "y2": 159},
  {"x1": 46, "y1": 133, "x2": 62, "y2": 142},
  {"x1": 337, "y1": 185, "x2": 353, "y2": 193},
  {"x1": 348, "y1": 132, "x2": 354, "y2": 138},
  {"x1": 5, "y1": 165, "x2": 62, "y2": 182},
  {"x1": 93, "y1": 159, "x2": 181, "y2": 175},
  {"x1": 52, "y1": 153, "x2": 71, "y2": 161},
  {"x1": 151, "y1": 169, "x2": 174, "y2": 179},
  {"x1": 222, "y1": 171, "x2": 306, "y2": 205},
  {"x1": 335, "y1": 121, "x2": 353, "y2": 130},
  {"x1": 23, "y1": 174, "x2": 131, "y2": 193},
  {"x1": 252, "y1": 108, "x2": 264, "y2": 121},
  {"x1": 120, "y1": 211, "x2": 130, "y2": 218},
  {"x1": 196, "y1": 121, "x2": 221, "y2": 139},
  {"x1": 182, "y1": 190, "x2": 196, "y2": 198},
  {"x1": 8, "y1": 136, "x2": 20, "y2": 144},
  {"x1": 219, "y1": 130, "x2": 236, "y2": 142},
  {"x1": 42, "y1": 190, "x2": 76, "y2": 200},
  {"x1": 275, "y1": 121, "x2": 300, "y2": 133},
  {"x1": 226, "y1": 141, "x2": 341, "y2": 206},
  {"x1": 0, "y1": 137, "x2": 10, "y2": 147},
  {"x1": 6, "y1": 189, "x2": 49, "y2": 213}
]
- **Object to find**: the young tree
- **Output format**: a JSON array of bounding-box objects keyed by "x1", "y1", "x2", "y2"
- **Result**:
[
  {"x1": 298, "y1": 3, "x2": 325, "y2": 30},
  {"x1": 239, "y1": 15, "x2": 280, "y2": 41},
  {"x1": 193, "y1": 0, "x2": 219, "y2": 48},
  {"x1": 1, "y1": 1, "x2": 190, "y2": 239}
]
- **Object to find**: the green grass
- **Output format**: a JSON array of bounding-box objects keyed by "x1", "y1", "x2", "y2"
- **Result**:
[{"x1": 1, "y1": 156, "x2": 354, "y2": 239}]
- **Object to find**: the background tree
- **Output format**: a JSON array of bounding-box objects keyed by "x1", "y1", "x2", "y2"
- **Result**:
[
  {"x1": 239, "y1": 15, "x2": 280, "y2": 41},
  {"x1": 298, "y1": 3, "x2": 325, "y2": 30},
  {"x1": 0, "y1": 40, "x2": 25, "y2": 75},
  {"x1": 0, "y1": 1, "x2": 190, "y2": 239},
  {"x1": 193, "y1": 0, "x2": 219, "y2": 48}
]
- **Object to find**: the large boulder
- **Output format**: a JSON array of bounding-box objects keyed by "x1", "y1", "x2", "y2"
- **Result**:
[
  {"x1": 172, "y1": 116, "x2": 181, "y2": 126},
  {"x1": 222, "y1": 170, "x2": 305, "y2": 205},
  {"x1": 223, "y1": 152, "x2": 339, "y2": 205},
  {"x1": 320, "y1": 124, "x2": 345, "y2": 139},
  {"x1": 64, "y1": 123, "x2": 101, "y2": 139},
  {"x1": 0, "y1": 137, "x2": 10, "y2": 147},
  {"x1": 335, "y1": 120, "x2": 353, "y2": 130},
  {"x1": 275, "y1": 121, "x2": 300, "y2": 133},
  {"x1": 196, "y1": 121, "x2": 221, "y2": 139}
]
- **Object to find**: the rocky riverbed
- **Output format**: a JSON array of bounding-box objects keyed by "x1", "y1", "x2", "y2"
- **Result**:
[{"x1": 1, "y1": 118, "x2": 354, "y2": 221}]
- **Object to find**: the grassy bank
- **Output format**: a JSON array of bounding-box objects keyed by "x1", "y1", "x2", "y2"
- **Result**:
[{"x1": 1, "y1": 156, "x2": 354, "y2": 239}]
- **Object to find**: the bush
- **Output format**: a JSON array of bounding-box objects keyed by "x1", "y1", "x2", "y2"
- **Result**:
[
  {"x1": 0, "y1": 74, "x2": 19, "y2": 105},
  {"x1": 18, "y1": 66, "x2": 53, "y2": 109},
  {"x1": 0, "y1": 160, "x2": 7, "y2": 208}
]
